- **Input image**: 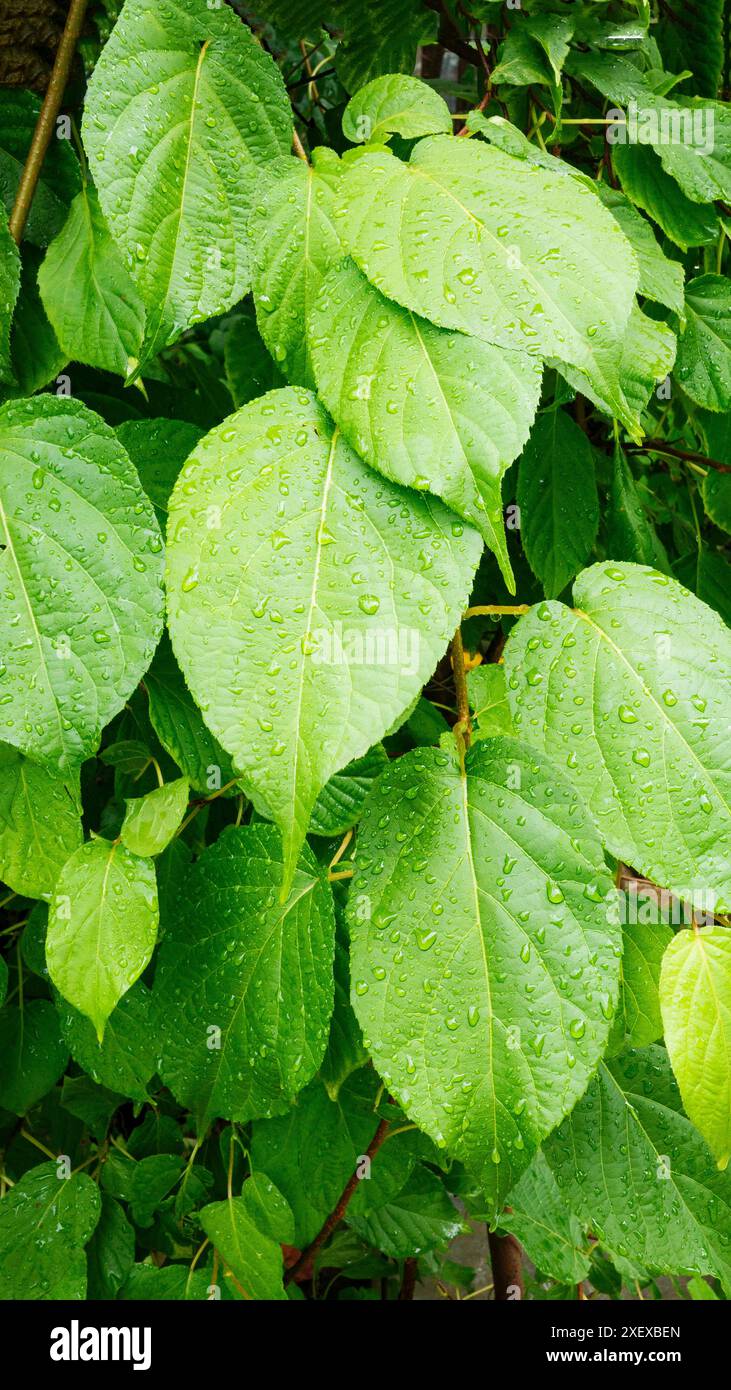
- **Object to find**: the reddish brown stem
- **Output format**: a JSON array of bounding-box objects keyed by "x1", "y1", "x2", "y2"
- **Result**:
[
  {"x1": 627, "y1": 440, "x2": 731, "y2": 474},
  {"x1": 398, "y1": 1257, "x2": 418, "y2": 1301},
  {"x1": 488, "y1": 1227, "x2": 524, "y2": 1300},
  {"x1": 284, "y1": 1118, "x2": 390, "y2": 1285}
]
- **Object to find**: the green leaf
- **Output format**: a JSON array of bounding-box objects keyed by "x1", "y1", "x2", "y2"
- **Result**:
[
  {"x1": 310, "y1": 256, "x2": 541, "y2": 585},
  {"x1": 0, "y1": 1163, "x2": 100, "y2": 1299},
  {"x1": 120, "y1": 1263, "x2": 209, "y2": 1299},
  {"x1": 250, "y1": 151, "x2": 345, "y2": 388},
  {"x1": 61, "y1": 1074, "x2": 123, "y2": 1140},
  {"x1": 153, "y1": 825, "x2": 335, "y2": 1129},
  {"x1": 335, "y1": 0, "x2": 437, "y2": 93},
  {"x1": 348, "y1": 1164, "x2": 463, "y2": 1258},
  {"x1": 609, "y1": 917, "x2": 674, "y2": 1055},
  {"x1": 660, "y1": 925, "x2": 731, "y2": 1170},
  {"x1": 0, "y1": 955, "x2": 6, "y2": 1008},
  {"x1": 0, "y1": 210, "x2": 20, "y2": 384},
  {"x1": 504, "y1": 563, "x2": 731, "y2": 909},
  {"x1": 82, "y1": 0, "x2": 293, "y2": 365},
  {"x1": 57, "y1": 980, "x2": 157, "y2": 1105},
  {"x1": 703, "y1": 470, "x2": 731, "y2": 534},
  {"x1": 121, "y1": 775, "x2": 189, "y2": 857},
  {"x1": 47, "y1": 838, "x2": 159, "y2": 1041},
  {"x1": 319, "y1": 910, "x2": 368, "y2": 1101},
  {"x1": 200, "y1": 1189, "x2": 288, "y2": 1300},
  {"x1": 8, "y1": 246, "x2": 67, "y2": 395},
  {"x1": 116, "y1": 418, "x2": 204, "y2": 527},
  {"x1": 0, "y1": 395, "x2": 164, "y2": 773},
  {"x1": 144, "y1": 632, "x2": 236, "y2": 794},
  {"x1": 605, "y1": 443, "x2": 671, "y2": 571},
  {"x1": 38, "y1": 181, "x2": 145, "y2": 378},
  {"x1": 676, "y1": 275, "x2": 731, "y2": 411},
  {"x1": 596, "y1": 184, "x2": 685, "y2": 317},
  {"x1": 675, "y1": 547, "x2": 731, "y2": 628},
  {"x1": 342, "y1": 74, "x2": 452, "y2": 145},
  {"x1": 249, "y1": 1075, "x2": 387, "y2": 1246},
  {"x1": 86, "y1": 1194, "x2": 136, "y2": 1301},
  {"x1": 467, "y1": 665, "x2": 514, "y2": 739},
  {"x1": 348, "y1": 738, "x2": 621, "y2": 1213},
  {"x1": 501, "y1": 1151, "x2": 590, "y2": 1285},
  {"x1": 517, "y1": 410, "x2": 599, "y2": 598},
  {"x1": 0, "y1": 742, "x2": 82, "y2": 900},
  {"x1": 223, "y1": 309, "x2": 284, "y2": 407},
  {"x1": 544, "y1": 1047, "x2": 731, "y2": 1293},
  {"x1": 101, "y1": 1151, "x2": 183, "y2": 1227},
  {"x1": 337, "y1": 139, "x2": 639, "y2": 428},
  {"x1": 0, "y1": 1000, "x2": 69, "y2": 1115},
  {"x1": 166, "y1": 387, "x2": 481, "y2": 890},
  {"x1": 309, "y1": 745, "x2": 388, "y2": 837},
  {"x1": 0, "y1": 91, "x2": 81, "y2": 246},
  {"x1": 612, "y1": 143, "x2": 718, "y2": 252}
]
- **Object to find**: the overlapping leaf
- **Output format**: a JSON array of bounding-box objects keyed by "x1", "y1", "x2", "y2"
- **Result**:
[
  {"x1": 0, "y1": 396, "x2": 164, "y2": 772},
  {"x1": 166, "y1": 387, "x2": 481, "y2": 889},
  {"x1": 661, "y1": 926, "x2": 731, "y2": 1169},
  {"x1": 504, "y1": 563, "x2": 731, "y2": 907},
  {"x1": 349, "y1": 739, "x2": 621, "y2": 1213},
  {"x1": 82, "y1": 0, "x2": 293, "y2": 363}
]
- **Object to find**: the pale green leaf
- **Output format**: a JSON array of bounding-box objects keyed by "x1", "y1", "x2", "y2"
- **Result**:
[
  {"x1": 0, "y1": 742, "x2": 82, "y2": 900},
  {"x1": 121, "y1": 775, "x2": 189, "y2": 856},
  {"x1": 310, "y1": 256, "x2": 540, "y2": 585},
  {"x1": 660, "y1": 926, "x2": 731, "y2": 1169},
  {"x1": 467, "y1": 664, "x2": 514, "y2": 738},
  {"x1": 0, "y1": 1000, "x2": 68, "y2": 1115},
  {"x1": 0, "y1": 1164, "x2": 100, "y2": 1300},
  {"x1": 38, "y1": 181, "x2": 145, "y2": 378},
  {"x1": 517, "y1": 410, "x2": 599, "y2": 598},
  {"x1": 153, "y1": 825, "x2": 335, "y2": 1129},
  {"x1": 676, "y1": 275, "x2": 731, "y2": 411},
  {"x1": 0, "y1": 396, "x2": 164, "y2": 773},
  {"x1": 502, "y1": 1151, "x2": 591, "y2": 1285},
  {"x1": 544, "y1": 1047, "x2": 731, "y2": 1293},
  {"x1": 504, "y1": 563, "x2": 731, "y2": 908},
  {"x1": 165, "y1": 387, "x2": 481, "y2": 890},
  {"x1": 555, "y1": 305, "x2": 676, "y2": 435},
  {"x1": 337, "y1": 139, "x2": 639, "y2": 428},
  {"x1": 47, "y1": 838, "x2": 159, "y2": 1041},
  {"x1": 342, "y1": 74, "x2": 452, "y2": 145},
  {"x1": 348, "y1": 738, "x2": 621, "y2": 1213},
  {"x1": 250, "y1": 151, "x2": 345, "y2": 388},
  {"x1": 82, "y1": 0, "x2": 293, "y2": 364}
]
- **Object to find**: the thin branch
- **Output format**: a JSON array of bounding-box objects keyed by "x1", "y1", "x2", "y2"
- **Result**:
[
  {"x1": 464, "y1": 604, "x2": 530, "y2": 619},
  {"x1": 292, "y1": 127, "x2": 309, "y2": 163},
  {"x1": 627, "y1": 439, "x2": 731, "y2": 475},
  {"x1": 284, "y1": 1118, "x2": 390, "y2": 1284},
  {"x1": 9, "y1": 0, "x2": 89, "y2": 244},
  {"x1": 398, "y1": 1256, "x2": 418, "y2": 1300},
  {"x1": 450, "y1": 626, "x2": 472, "y2": 750}
]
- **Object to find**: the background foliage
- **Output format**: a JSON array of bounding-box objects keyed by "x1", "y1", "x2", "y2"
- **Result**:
[{"x1": 1, "y1": 0, "x2": 730, "y2": 1302}]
